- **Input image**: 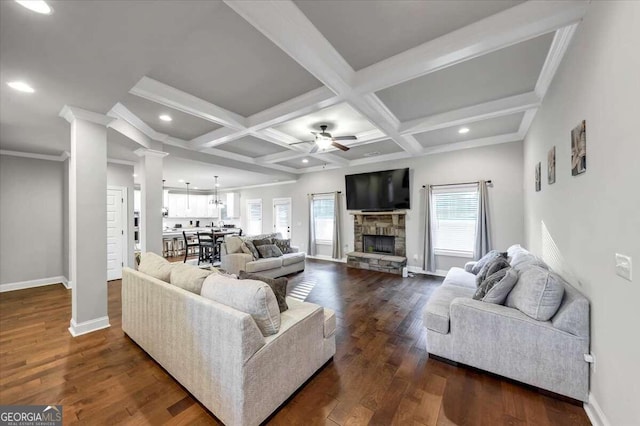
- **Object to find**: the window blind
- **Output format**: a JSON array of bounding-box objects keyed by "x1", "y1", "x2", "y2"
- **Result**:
[{"x1": 431, "y1": 185, "x2": 478, "y2": 255}]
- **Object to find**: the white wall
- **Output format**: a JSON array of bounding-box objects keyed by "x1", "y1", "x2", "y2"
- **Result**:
[
  {"x1": 523, "y1": 2, "x2": 640, "y2": 424},
  {"x1": 0, "y1": 155, "x2": 65, "y2": 285},
  {"x1": 107, "y1": 163, "x2": 135, "y2": 268},
  {"x1": 239, "y1": 141, "x2": 524, "y2": 269}
]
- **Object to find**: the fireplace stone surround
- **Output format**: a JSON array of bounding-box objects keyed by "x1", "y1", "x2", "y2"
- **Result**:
[{"x1": 347, "y1": 211, "x2": 407, "y2": 275}]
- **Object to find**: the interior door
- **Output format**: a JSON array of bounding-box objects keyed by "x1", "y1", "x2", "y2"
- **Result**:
[
  {"x1": 107, "y1": 188, "x2": 124, "y2": 280},
  {"x1": 246, "y1": 199, "x2": 262, "y2": 235},
  {"x1": 273, "y1": 198, "x2": 292, "y2": 239}
]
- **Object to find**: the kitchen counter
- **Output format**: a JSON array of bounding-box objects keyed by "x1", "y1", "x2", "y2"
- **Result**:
[{"x1": 162, "y1": 227, "x2": 240, "y2": 238}]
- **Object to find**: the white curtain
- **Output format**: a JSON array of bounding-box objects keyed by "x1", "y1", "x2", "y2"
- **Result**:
[
  {"x1": 474, "y1": 180, "x2": 491, "y2": 258},
  {"x1": 307, "y1": 195, "x2": 316, "y2": 256},
  {"x1": 332, "y1": 192, "x2": 342, "y2": 259},
  {"x1": 423, "y1": 185, "x2": 435, "y2": 272}
]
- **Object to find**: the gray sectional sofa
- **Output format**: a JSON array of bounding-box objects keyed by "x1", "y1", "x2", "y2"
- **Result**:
[
  {"x1": 423, "y1": 245, "x2": 590, "y2": 401},
  {"x1": 220, "y1": 232, "x2": 305, "y2": 277}
]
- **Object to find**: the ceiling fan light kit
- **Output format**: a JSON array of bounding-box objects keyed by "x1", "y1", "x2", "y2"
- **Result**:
[{"x1": 291, "y1": 124, "x2": 356, "y2": 153}]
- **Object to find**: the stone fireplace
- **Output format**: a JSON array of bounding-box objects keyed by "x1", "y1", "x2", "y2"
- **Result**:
[{"x1": 347, "y1": 211, "x2": 407, "y2": 275}]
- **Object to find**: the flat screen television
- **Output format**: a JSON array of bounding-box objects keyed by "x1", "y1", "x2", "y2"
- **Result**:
[{"x1": 345, "y1": 168, "x2": 410, "y2": 211}]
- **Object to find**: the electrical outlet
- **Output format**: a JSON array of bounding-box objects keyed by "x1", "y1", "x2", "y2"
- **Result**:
[
  {"x1": 413, "y1": 254, "x2": 418, "y2": 260},
  {"x1": 584, "y1": 352, "x2": 596, "y2": 373},
  {"x1": 615, "y1": 253, "x2": 632, "y2": 281}
]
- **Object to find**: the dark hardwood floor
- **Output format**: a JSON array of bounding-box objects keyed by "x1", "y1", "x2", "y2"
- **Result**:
[{"x1": 0, "y1": 259, "x2": 589, "y2": 425}]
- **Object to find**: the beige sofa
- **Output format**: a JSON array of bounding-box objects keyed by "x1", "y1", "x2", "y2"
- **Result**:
[
  {"x1": 220, "y1": 233, "x2": 305, "y2": 277},
  {"x1": 122, "y1": 267, "x2": 336, "y2": 425}
]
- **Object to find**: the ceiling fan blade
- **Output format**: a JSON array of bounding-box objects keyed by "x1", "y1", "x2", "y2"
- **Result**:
[
  {"x1": 289, "y1": 140, "x2": 315, "y2": 145},
  {"x1": 309, "y1": 144, "x2": 320, "y2": 154},
  {"x1": 331, "y1": 141, "x2": 350, "y2": 151},
  {"x1": 333, "y1": 135, "x2": 357, "y2": 141}
]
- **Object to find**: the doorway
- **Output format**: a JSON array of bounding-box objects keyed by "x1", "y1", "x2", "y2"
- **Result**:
[
  {"x1": 273, "y1": 198, "x2": 292, "y2": 239},
  {"x1": 107, "y1": 186, "x2": 127, "y2": 280}
]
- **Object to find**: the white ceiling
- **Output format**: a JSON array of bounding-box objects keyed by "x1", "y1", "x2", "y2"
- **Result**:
[{"x1": 0, "y1": 1, "x2": 587, "y2": 187}]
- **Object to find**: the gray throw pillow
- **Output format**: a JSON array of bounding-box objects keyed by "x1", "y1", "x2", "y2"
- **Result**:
[
  {"x1": 506, "y1": 265, "x2": 565, "y2": 321},
  {"x1": 241, "y1": 241, "x2": 260, "y2": 260},
  {"x1": 239, "y1": 271, "x2": 288, "y2": 312},
  {"x1": 274, "y1": 238, "x2": 292, "y2": 254},
  {"x1": 471, "y1": 250, "x2": 507, "y2": 275},
  {"x1": 474, "y1": 268, "x2": 518, "y2": 304},
  {"x1": 253, "y1": 238, "x2": 273, "y2": 247},
  {"x1": 257, "y1": 244, "x2": 283, "y2": 259},
  {"x1": 476, "y1": 256, "x2": 510, "y2": 286}
]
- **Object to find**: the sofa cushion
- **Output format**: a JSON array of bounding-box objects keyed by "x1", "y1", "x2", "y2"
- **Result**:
[
  {"x1": 274, "y1": 238, "x2": 292, "y2": 254},
  {"x1": 245, "y1": 257, "x2": 283, "y2": 273},
  {"x1": 239, "y1": 271, "x2": 288, "y2": 313},
  {"x1": 257, "y1": 244, "x2": 283, "y2": 259},
  {"x1": 476, "y1": 256, "x2": 510, "y2": 286},
  {"x1": 474, "y1": 268, "x2": 518, "y2": 305},
  {"x1": 225, "y1": 236, "x2": 245, "y2": 254},
  {"x1": 551, "y1": 278, "x2": 590, "y2": 337},
  {"x1": 170, "y1": 263, "x2": 217, "y2": 294},
  {"x1": 471, "y1": 250, "x2": 506, "y2": 275},
  {"x1": 506, "y1": 266, "x2": 565, "y2": 321},
  {"x1": 423, "y1": 284, "x2": 475, "y2": 334},
  {"x1": 138, "y1": 252, "x2": 174, "y2": 282},
  {"x1": 512, "y1": 257, "x2": 549, "y2": 272},
  {"x1": 507, "y1": 244, "x2": 524, "y2": 258},
  {"x1": 201, "y1": 273, "x2": 281, "y2": 336},
  {"x1": 442, "y1": 267, "x2": 476, "y2": 289},
  {"x1": 282, "y1": 252, "x2": 306, "y2": 266},
  {"x1": 242, "y1": 240, "x2": 260, "y2": 260}
]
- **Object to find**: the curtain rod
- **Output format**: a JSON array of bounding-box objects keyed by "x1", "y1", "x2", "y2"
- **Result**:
[
  {"x1": 422, "y1": 180, "x2": 492, "y2": 188},
  {"x1": 308, "y1": 191, "x2": 342, "y2": 196}
]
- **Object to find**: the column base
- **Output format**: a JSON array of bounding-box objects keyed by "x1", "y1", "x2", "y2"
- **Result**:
[{"x1": 68, "y1": 316, "x2": 110, "y2": 337}]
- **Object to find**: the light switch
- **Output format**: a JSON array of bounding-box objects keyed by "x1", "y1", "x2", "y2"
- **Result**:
[{"x1": 615, "y1": 253, "x2": 632, "y2": 281}]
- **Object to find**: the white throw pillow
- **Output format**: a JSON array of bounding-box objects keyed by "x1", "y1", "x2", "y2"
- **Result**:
[
  {"x1": 138, "y1": 252, "x2": 174, "y2": 282},
  {"x1": 200, "y1": 273, "x2": 281, "y2": 336},
  {"x1": 225, "y1": 236, "x2": 245, "y2": 254},
  {"x1": 170, "y1": 263, "x2": 217, "y2": 294}
]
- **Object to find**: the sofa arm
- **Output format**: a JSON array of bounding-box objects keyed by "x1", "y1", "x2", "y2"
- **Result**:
[
  {"x1": 464, "y1": 261, "x2": 477, "y2": 273},
  {"x1": 221, "y1": 253, "x2": 253, "y2": 275},
  {"x1": 449, "y1": 297, "x2": 589, "y2": 401}
]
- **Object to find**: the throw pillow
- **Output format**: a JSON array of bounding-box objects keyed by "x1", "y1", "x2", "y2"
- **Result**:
[
  {"x1": 225, "y1": 236, "x2": 244, "y2": 254},
  {"x1": 170, "y1": 263, "x2": 216, "y2": 294},
  {"x1": 138, "y1": 252, "x2": 174, "y2": 282},
  {"x1": 257, "y1": 244, "x2": 284, "y2": 259},
  {"x1": 239, "y1": 271, "x2": 288, "y2": 312},
  {"x1": 474, "y1": 268, "x2": 518, "y2": 304},
  {"x1": 471, "y1": 250, "x2": 507, "y2": 275},
  {"x1": 241, "y1": 241, "x2": 260, "y2": 260},
  {"x1": 252, "y1": 237, "x2": 273, "y2": 247},
  {"x1": 201, "y1": 273, "x2": 281, "y2": 336},
  {"x1": 274, "y1": 238, "x2": 292, "y2": 254},
  {"x1": 506, "y1": 265, "x2": 565, "y2": 321},
  {"x1": 476, "y1": 256, "x2": 510, "y2": 286}
]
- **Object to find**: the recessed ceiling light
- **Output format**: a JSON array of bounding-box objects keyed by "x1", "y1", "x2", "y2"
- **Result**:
[
  {"x1": 193, "y1": 186, "x2": 198, "y2": 189},
  {"x1": 458, "y1": 127, "x2": 470, "y2": 134},
  {"x1": 302, "y1": 158, "x2": 309, "y2": 163},
  {"x1": 132, "y1": 174, "x2": 137, "y2": 178},
  {"x1": 7, "y1": 81, "x2": 35, "y2": 93},
  {"x1": 15, "y1": 1, "x2": 53, "y2": 15},
  {"x1": 363, "y1": 151, "x2": 381, "y2": 157},
  {"x1": 178, "y1": 179, "x2": 185, "y2": 183},
  {"x1": 159, "y1": 114, "x2": 172, "y2": 122}
]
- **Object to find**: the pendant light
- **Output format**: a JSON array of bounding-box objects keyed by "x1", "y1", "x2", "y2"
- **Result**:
[
  {"x1": 185, "y1": 182, "x2": 191, "y2": 214},
  {"x1": 209, "y1": 176, "x2": 225, "y2": 207},
  {"x1": 162, "y1": 179, "x2": 168, "y2": 217}
]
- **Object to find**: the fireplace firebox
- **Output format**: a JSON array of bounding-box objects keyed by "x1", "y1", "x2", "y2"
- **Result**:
[{"x1": 363, "y1": 235, "x2": 395, "y2": 254}]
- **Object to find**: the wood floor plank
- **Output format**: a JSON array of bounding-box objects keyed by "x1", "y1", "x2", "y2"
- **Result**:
[{"x1": 0, "y1": 259, "x2": 590, "y2": 425}]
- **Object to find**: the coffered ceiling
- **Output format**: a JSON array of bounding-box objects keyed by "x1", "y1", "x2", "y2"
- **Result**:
[{"x1": 0, "y1": 0, "x2": 589, "y2": 188}]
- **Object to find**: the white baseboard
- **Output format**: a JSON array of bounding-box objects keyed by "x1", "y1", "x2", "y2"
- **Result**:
[
  {"x1": 306, "y1": 255, "x2": 347, "y2": 263},
  {"x1": 406, "y1": 266, "x2": 447, "y2": 277},
  {"x1": 68, "y1": 316, "x2": 110, "y2": 337},
  {"x1": 62, "y1": 279, "x2": 73, "y2": 290},
  {"x1": 0, "y1": 276, "x2": 67, "y2": 293},
  {"x1": 584, "y1": 392, "x2": 610, "y2": 426}
]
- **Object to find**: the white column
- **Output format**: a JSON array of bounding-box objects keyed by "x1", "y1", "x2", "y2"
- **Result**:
[
  {"x1": 59, "y1": 106, "x2": 113, "y2": 337},
  {"x1": 134, "y1": 148, "x2": 168, "y2": 255}
]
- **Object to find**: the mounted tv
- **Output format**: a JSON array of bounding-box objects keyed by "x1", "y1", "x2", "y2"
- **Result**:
[{"x1": 345, "y1": 168, "x2": 410, "y2": 211}]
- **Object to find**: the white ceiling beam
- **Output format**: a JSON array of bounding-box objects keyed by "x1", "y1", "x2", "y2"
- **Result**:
[
  {"x1": 517, "y1": 109, "x2": 539, "y2": 138},
  {"x1": 399, "y1": 91, "x2": 541, "y2": 135},
  {"x1": 535, "y1": 24, "x2": 580, "y2": 99},
  {"x1": 312, "y1": 152, "x2": 350, "y2": 167},
  {"x1": 422, "y1": 132, "x2": 522, "y2": 156},
  {"x1": 107, "y1": 118, "x2": 152, "y2": 149},
  {"x1": 353, "y1": 1, "x2": 589, "y2": 94},
  {"x1": 256, "y1": 150, "x2": 309, "y2": 165},
  {"x1": 191, "y1": 127, "x2": 249, "y2": 150},
  {"x1": 130, "y1": 76, "x2": 247, "y2": 130},
  {"x1": 348, "y1": 151, "x2": 412, "y2": 168},
  {"x1": 224, "y1": 0, "x2": 424, "y2": 156}
]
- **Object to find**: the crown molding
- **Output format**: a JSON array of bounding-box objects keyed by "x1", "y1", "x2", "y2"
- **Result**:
[
  {"x1": 0, "y1": 149, "x2": 68, "y2": 162},
  {"x1": 134, "y1": 148, "x2": 169, "y2": 158},
  {"x1": 107, "y1": 158, "x2": 137, "y2": 166},
  {"x1": 59, "y1": 105, "x2": 114, "y2": 126}
]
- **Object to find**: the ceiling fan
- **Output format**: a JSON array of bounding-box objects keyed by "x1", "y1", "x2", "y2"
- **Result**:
[{"x1": 290, "y1": 125, "x2": 357, "y2": 153}]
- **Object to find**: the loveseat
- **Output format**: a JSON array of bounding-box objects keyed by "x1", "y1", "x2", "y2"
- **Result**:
[
  {"x1": 220, "y1": 232, "x2": 305, "y2": 277},
  {"x1": 122, "y1": 263, "x2": 335, "y2": 425},
  {"x1": 422, "y1": 245, "x2": 590, "y2": 401}
]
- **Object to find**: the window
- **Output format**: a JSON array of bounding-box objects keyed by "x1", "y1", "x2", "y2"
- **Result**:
[
  {"x1": 312, "y1": 195, "x2": 334, "y2": 244},
  {"x1": 431, "y1": 185, "x2": 479, "y2": 257},
  {"x1": 246, "y1": 199, "x2": 262, "y2": 235}
]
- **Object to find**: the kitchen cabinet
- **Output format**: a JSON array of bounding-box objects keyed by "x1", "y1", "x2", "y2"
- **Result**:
[{"x1": 224, "y1": 192, "x2": 241, "y2": 219}]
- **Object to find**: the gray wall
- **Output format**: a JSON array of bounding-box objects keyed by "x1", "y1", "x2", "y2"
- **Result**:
[
  {"x1": 523, "y1": 2, "x2": 640, "y2": 424},
  {"x1": 239, "y1": 141, "x2": 524, "y2": 271},
  {"x1": 107, "y1": 162, "x2": 135, "y2": 268},
  {"x1": 0, "y1": 155, "x2": 65, "y2": 284}
]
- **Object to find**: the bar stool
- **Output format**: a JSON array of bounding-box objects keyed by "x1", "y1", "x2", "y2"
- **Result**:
[
  {"x1": 197, "y1": 232, "x2": 215, "y2": 265},
  {"x1": 182, "y1": 231, "x2": 199, "y2": 263},
  {"x1": 162, "y1": 238, "x2": 174, "y2": 258}
]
